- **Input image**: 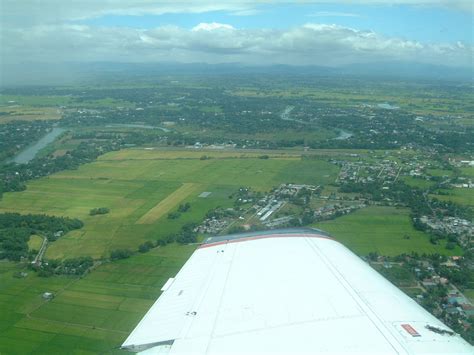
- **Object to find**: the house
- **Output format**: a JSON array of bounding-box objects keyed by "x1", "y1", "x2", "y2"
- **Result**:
[{"x1": 42, "y1": 292, "x2": 54, "y2": 300}]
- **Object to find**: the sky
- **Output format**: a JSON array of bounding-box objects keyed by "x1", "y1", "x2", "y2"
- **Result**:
[{"x1": 1, "y1": 1, "x2": 473, "y2": 71}]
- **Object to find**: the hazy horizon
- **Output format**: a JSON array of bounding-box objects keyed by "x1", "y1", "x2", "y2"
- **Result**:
[{"x1": 1, "y1": 1, "x2": 472, "y2": 86}]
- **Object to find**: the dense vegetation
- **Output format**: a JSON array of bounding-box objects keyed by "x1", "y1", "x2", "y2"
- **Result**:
[
  {"x1": 0, "y1": 213, "x2": 83, "y2": 260},
  {"x1": 0, "y1": 120, "x2": 53, "y2": 161},
  {"x1": 37, "y1": 256, "x2": 94, "y2": 277},
  {"x1": 89, "y1": 207, "x2": 110, "y2": 216}
]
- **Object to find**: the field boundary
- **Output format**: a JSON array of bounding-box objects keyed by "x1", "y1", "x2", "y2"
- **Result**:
[{"x1": 136, "y1": 183, "x2": 199, "y2": 224}]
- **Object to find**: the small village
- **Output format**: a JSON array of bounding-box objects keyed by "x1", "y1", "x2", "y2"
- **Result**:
[
  {"x1": 372, "y1": 253, "x2": 474, "y2": 333},
  {"x1": 420, "y1": 216, "x2": 473, "y2": 248}
]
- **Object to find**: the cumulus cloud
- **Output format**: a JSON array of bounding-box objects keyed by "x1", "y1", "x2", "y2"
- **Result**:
[
  {"x1": 192, "y1": 23, "x2": 236, "y2": 31},
  {"x1": 1, "y1": 23, "x2": 471, "y2": 68}
]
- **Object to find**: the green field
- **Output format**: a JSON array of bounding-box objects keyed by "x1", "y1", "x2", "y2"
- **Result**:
[
  {"x1": 314, "y1": 206, "x2": 462, "y2": 256},
  {"x1": 401, "y1": 176, "x2": 435, "y2": 189},
  {"x1": 427, "y1": 168, "x2": 454, "y2": 177},
  {"x1": 0, "y1": 148, "x2": 465, "y2": 354},
  {"x1": 465, "y1": 289, "x2": 474, "y2": 304},
  {"x1": 0, "y1": 95, "x2": 133, "y2": 110},
  {"x1": 460, "y1": 167, "x2": 474, "y2": 178},
  {"x1": 0, "y1": 148, "x2": 341, "y2": 354},
  {"x1": 28, "y1": 236, "x2": 44, "y2": 252},
  {"x1": 231, "y1": 86, "x2": 474, "y2": 116},
  {"x1": 430, "y1": 188, "x2": 474, "y2": 207},
  {"x1": 176, "y1": 125, "x2": 338, "y2": 142},
  {"x1": 0, "y1": 106, "x2": 61, "y2": 123},
  {"x1": 0, "y1": 243, "x2": 195, "y2": 354},
  {"x1": 0, "y1": 149, "x2": 339, "y2": 259}
]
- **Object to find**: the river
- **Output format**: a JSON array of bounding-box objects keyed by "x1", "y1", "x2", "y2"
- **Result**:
[
  {"x1": 10, "y1": 127, "x2": 66, "y2": 164},
  {"x1": 280, "y1": 106, "x2": 353, "y2": 140}
]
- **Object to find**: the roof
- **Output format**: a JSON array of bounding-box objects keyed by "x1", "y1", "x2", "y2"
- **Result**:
[{"x1": 122, "y1": 228, "x2": 473, "y2": 354}]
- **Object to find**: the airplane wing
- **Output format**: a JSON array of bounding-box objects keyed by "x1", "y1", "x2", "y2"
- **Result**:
[{"x1": 122, "y1": 228, "x2": 473, "y2": 354}]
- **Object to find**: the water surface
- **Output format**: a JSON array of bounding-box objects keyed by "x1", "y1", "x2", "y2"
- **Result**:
[{"x1": 11, "y1": 127, "x2": 65, "y2": 164}]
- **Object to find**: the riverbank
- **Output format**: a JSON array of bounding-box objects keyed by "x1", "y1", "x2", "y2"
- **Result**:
[{"x1": 9, "y1": 127, "x2": 66, "y2": 164}]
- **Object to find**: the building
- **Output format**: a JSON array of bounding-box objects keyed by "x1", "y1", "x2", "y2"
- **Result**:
[
  {"x1": 42, "y1": 292, "x2": 54, "y2": 300},
  {"x1": 122, "y1": 228, "x2": 472, "y2": 354}
]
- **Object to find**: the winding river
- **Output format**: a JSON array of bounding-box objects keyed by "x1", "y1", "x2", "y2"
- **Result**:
[{"x1": 10, "y1": 127, "x2": 65, "y2": 164}]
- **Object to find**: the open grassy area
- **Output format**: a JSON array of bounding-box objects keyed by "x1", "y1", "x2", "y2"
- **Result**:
[
  {"x1": 314, "y1": 206, "x2": 462, "y2": 256},
  {"x1": 427, "y1": 168, "x2": 454, "y2": 177},
  {"x1": 430, "y1": 188, "x2": 474, "y2": 207},
  {"x1": 0, "y1": 149, "x2": 339, "y2": 259},
  {"x1": 0, "y1": 95, "x2": 72, "y2": 107},
  {"x1": 401, "y1": 176, "x2": 435, "y2": 189},
  {"x1": 0, "y1": 146, "x2": 338, "y2": 353},
  {"x1": 0, "y1": 95, "x2": 133, "y2": 110},
  {"x1": 137, "y1": 183, "x2": 200, "y2": 224},
  {"x1": 0, "y1": 107, "x2": 61, "y2": 123},
  {"x1": 102, "y1": 148, "x2": 302, "y2": 160},
  {"x1": 0, "y1": 243, "x2": 195, "y2": 354},
  {"x1": 28, "y1": 236, "x2": 44, "y2": 252},
  {"x1": 176, "y1": 125, "x2": 338, "y2": 142},
  {"x1": 460, "y1": 167, "x2": 474, "y2": 178},
  {"x1": 465, "y1": 289, "x2": 474, "y2": 304}
]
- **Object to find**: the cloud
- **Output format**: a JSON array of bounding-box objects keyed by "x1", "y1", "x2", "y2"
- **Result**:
[
  {"x1": 303, "y1": 1, "x2": 473, "y2": 12},
  {"x1": 2, "y1": 23, "x2": 471, "y2": 68},
  {"x1": 192, "y1": 23, "x2": 236, "y2": 31},
  {"x1": 1, "y1": 0, "x2": 472, "y2": 26},
  {"x1": 1, "y1": 1, "x2": 257, "y2": 26},
  {"x1": 308, "y1": 11, "x2": 360, "y2": 17}
]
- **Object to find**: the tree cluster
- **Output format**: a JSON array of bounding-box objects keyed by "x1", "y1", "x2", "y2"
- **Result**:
[
  {"x1": 0, "y1": 213, "x2": 83, "y2": 261},
  {"x1": 89, "y1": 207, "x2": 110, "y2": 216}
]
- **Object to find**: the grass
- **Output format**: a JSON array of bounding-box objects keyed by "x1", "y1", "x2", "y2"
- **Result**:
[
  {"x1": 176, "y1": 124, "x2": 337, "y2": 142},
  {"x1": 0, "y1": 95, "x2": 72, "y2": 107},
  {"x1": 0, "y1": 149, "x2": 339, "y2": 259},
  {"x1": 28, "y1": 236, "x2": 44, "y2": 252},
  {"x1": 0, "y1": 243, "x2": 195, "y2": 354},
  {"x1": 460, "y1": 167, "x2": 474, "y2": 178},
  {"x1": 231, "y1": 86, "x2": 474, "y2": 116},
  {"x1": 0, "y1": 107, "x2": 61, "y2": 123},
  {"x1": 137, "y1": 183, "x2": 199, "y2": 224},
  {"x1": 427, "y1": 168, "x2": 454, "y2": 177},
  {"x1": 465, "y1": 289, "x2": 474, "y2": 304},
  {"x1": 314, "y1": 206, "x2": 463, "y2": 256},
  {"x1": 0, "y1": 95, "x2": 133, "y2": 110},
  {"x1": 199, "y1": 105, "x2": 223, "y2": 113},
  {"x1": 372, "y1": 264, "x2": 417, "y2": 287},
  {"x1": 100, "y1": 148, "x2": 302, "y2": 160},
  {"x1": 401, "y1": 176, "x2": 435, "y2": 189},
  {"x1": 430, "y1": 188, "x2": 474, "y2": 207},
  {"x1": 400, "y1": 286, "x2": 424, "y2": 298}
]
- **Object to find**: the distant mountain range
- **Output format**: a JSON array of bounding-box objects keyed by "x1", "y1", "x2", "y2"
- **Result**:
[{"x1": 1, "y1": 61, "x2": 472, "y2": 87}]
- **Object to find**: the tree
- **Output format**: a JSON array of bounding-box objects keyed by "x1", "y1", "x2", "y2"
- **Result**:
[
  {"x1": 110, "y1": 249, "x2": 133, "y2": 260},
  {"x1": 178, "y1": 203, "x2": 191, "y2": 213},
  {"x1": 89, "y1": 207, "x2": 110, "y2": 216},
  {"x1": 167, "y1": 211, "x2": 181, "y2": 219},
  {"x1": 138, "y1": 241, "x2": 154, "y2": 253},
  {"x1": 445, "y1": 242, "x2": 456, "y2": 250}
]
